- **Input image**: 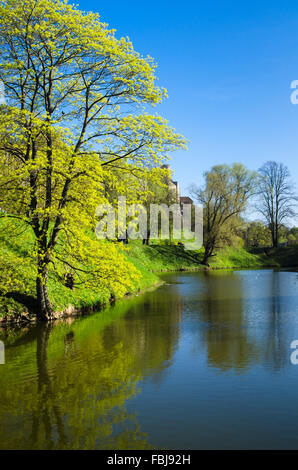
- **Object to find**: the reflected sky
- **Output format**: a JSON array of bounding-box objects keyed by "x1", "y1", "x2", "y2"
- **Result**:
[{"x1": 1, "y1": 269, "x2": 298, "y2": 449}]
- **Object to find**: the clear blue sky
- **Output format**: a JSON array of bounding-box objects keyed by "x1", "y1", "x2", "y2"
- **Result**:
[{"x1": 80, "y1": 0, "x2": 298, "y2": 204}]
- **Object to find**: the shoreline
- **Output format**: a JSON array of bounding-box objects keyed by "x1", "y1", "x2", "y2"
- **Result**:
[
  {"x1": 0, "y1": 279, "x2": 164, "y2": 328},
  {"x1": 1, "y1": 261, "x2": 297, "y2": 328}
]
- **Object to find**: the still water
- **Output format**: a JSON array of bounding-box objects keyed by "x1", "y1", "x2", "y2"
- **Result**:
[{"x1": 1, "y1": 268, "x2": 298, "y2": 449}]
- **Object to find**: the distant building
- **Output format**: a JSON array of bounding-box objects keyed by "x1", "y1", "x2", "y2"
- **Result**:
[
  {"x1": 180, "y1": 196, "x2": 193, "y2": 205},
  {"x1": 171, "y1": 180, "x2": 180, "y2": 202},
  {"x1": 161, "y1": 164, "x2": 180, "y2": 203},
  {"x1": 279, "y1": 239, "x2": 297, "y2": 247},
  {"x1": 180, "y1": 196, "x2": 193, "y2": 215},
  {"x1": 161, "y1": 164, "x2": 194, "y2": 210}
]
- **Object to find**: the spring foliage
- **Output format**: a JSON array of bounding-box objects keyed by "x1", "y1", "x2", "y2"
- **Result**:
[{"x1": 0, "y1": 0, "x2": 185, "y2": 316}]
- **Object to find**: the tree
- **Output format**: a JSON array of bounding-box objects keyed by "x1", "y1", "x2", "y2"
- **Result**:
[
  {"x1": 190, "y1": 164, "x2": 256, "y2": 265},
  {"x1": 100, "y1": 164, "x2": 174, "y2": 245},
  {"x1": 245, "y1": 221, "x2": 271, "y2": 248},
  {"x1": 0, "y1": 0, "x2": 185, "y2": 319},
  {"x1": 140, "y1": 166, "x2": 178, "y2": 245},
  {"x1": 288, "y1": 227, "x2": 298, "y2": 243},
  {"x1": 257, "y1": 161, "x2": 298, "y2": 248},
  {"x1": 288, "y1": 233, "x2": 296, "y2": 244}
]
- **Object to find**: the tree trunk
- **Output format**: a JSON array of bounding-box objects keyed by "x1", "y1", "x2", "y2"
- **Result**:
[
  {"x1": 275, "y1": 224, "x2": 279, "y2": 247},
  {"x1": 271, "y1": 226, "x2": 278, "y2": 248},
  {"x1": 202, "y1": 253, "x2": 210, "y2": 266},
  {"x1": 36, "y1": 262, "x2": 52, "y2": 321},
  {"x1": 202, "y1": 244, "x2": 212, "y2": 266}
]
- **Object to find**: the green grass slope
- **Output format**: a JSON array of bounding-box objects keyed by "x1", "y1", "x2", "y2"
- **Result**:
[
  {"x1": 250, "y1": 246, "x2": 298, "y2": 268},
  {"x1": 0, "y1": 224, "x2": 297, "y2": 318},
  {"x1": 208, "y1": 246, "x2": 280, "y2": 269}
]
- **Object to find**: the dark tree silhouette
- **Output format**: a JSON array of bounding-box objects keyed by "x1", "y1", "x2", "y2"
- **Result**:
[{"x1": 257, "y1": 161, "x2": 298, "y2": 248}]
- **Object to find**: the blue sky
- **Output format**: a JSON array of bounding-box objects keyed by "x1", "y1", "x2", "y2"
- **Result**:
[{"x1": 80, "y1": 0, "x2": 298, "y2": 206}]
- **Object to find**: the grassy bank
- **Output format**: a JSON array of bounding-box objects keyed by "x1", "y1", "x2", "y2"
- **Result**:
[
  {"x1": 126, "y1": 243, "x2": 282, "y2": 272},
  {"x1": 207, "y1": 246, "x2": 279, "y2": 269},
  {"x1": 0, "y1": 225, "x2": 297, "y2": 318},
  {"x1": 249, "y1": 245, "x2": 298, "y2": 268}
]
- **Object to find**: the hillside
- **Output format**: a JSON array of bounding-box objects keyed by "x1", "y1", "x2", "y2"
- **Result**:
[{"x1": 1, "y1": 220, "x2": 293, "y2": 319}]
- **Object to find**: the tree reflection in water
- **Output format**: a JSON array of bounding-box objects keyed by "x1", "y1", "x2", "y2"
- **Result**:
[
  {"x1": 0, "y1": 288, "x2": 181, "y2": 449},
  {"x1": 194, "y1": 271, "x2": 259, "y2": 371},
  {"x1": 31, "y1": 324, "x2": 67, "y2": 448}
]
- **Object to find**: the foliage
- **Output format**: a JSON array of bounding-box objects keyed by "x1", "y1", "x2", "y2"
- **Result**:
[
  {"x1": 190, "y1": 163, "x2": 256, "y2": 264},
  {"x1": 245, "y1": 221, "x2": 272, "y2": 248},
  {"x1": 0, "y1": 220, "x2": 285, "y2": 317},
  {"x1": 0, "y1": 0, "x2": 185, "y2": 318}
]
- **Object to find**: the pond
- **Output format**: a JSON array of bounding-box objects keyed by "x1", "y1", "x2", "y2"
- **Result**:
[{"x1": 1, "y1": 268, "x2": 298, "y2": 449}]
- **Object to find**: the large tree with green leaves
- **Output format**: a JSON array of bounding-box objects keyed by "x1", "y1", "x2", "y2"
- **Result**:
[
  {"x1": 190, "y1": 163, "x2": 256, "y2": 265},
  {"x1": 0, "y1": 0, "x2": 185, "y2": 319}
]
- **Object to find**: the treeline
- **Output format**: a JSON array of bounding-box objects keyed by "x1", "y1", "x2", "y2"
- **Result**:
[
  {"x1": 243, "y1": 222, "x2": 298, "y2": 248},
  {"x1": 190, "y1": 161, "x2": 298, "y2": 265}
]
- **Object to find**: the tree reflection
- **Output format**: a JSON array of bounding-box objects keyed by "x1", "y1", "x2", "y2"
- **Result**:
[
  {"x1": 264, "y1": 271, "x2": 289, "y2": 371},
  {"x1": 30, "y1": 324, "x2": 67, "y2": 448},
  {"x1": 0, "y1": 289, "x2": 181, "y2": 449},
  {"x1": 197, "y1": 271, "x2": 258, "y2": 371}
]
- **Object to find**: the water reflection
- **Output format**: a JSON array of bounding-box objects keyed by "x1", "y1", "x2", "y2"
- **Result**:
[
  {"x1": 264, "y1": 271, "x2": 290, "y2": 371},
  {"x1": 175, "y1": 269, "x2": 298, "y2": 373},
  {"x1": 196, "y1": 271, "x2": 258, "y2": 371},
  {"x1": 0, "y1": 289, "x2": 181, "y2": 449},
  {"x1": 1, "y1": 269, "x2": 298, "y2": 449},
  {"x1": 31, "y1": 324, "x2": 67, "y2": 448}
]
